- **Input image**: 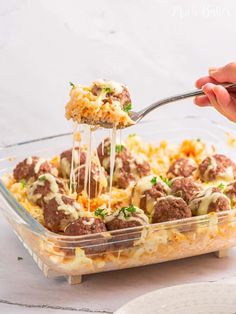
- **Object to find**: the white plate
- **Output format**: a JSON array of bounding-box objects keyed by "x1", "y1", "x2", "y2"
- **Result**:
[{"x1": 115, "y1": 283, "x2": 236, "y2": 314}]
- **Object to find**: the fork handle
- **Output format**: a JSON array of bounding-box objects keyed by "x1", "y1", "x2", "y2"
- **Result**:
[{"x1": 139, "y1": 83, "x2": 236, "y2": 118}]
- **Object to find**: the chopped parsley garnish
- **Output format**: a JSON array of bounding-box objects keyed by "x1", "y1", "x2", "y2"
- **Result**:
[
  {"x1": 115, "y1": 144, "x2": 125, "y2": 153},
  {"x1": 38, "y1": 175, "x2": 46, "y2": 182},
  {"x1": 69, "y1": 81, "x2": 75, "y2": 88},
  {"x1": 128, "y1": 133, "x2": 136, "y2": 138},
  {"x1": 20, "y1": 179, "x2": 26, "y2": 188},
  {"x1": 217, "y1": 183, "x2": 225, "y2": 190},
  {"x1": 108, "y1": 144, "x2": 125, "y2": 155},
  {"x1": 17, "y1": 256, "x2": 23, "y2": 261},
  {"x1": 95, "y1": 208, "x2": 108, "y2": 219},
  {"x1": 102, "y1": 86, "x2": 113, "y2": 94},
  {"x1": 150, "y1": 176, "x2": 157, "y2": 185},
  {"x1": 119, "y1": 205, "x2": 136, "y2": 218},
  {"x1": 196, "y1": 138, "x2": 201, "y2": 142},
  {"x1": 124, "y1": 103, "x2": 132, "y2": 113},
  {"x1": 160, "y1": 175, "x2": 172, "y2": 188}
]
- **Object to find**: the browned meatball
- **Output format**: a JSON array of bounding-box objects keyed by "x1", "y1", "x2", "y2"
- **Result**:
[
  {"x1": 60, "y1": 147, "x2": 87, "y2": 178},
  {"x1": 91, "y1": 83, "x2": 131, "y2": 108},
  {"x1": 105, "y1": 206, "x2": 149, "y2": 250},
  {"x1": 64, "y1": 217, "x2": 107, "y2": 255},
  {"x1": 13, "y1": 156, "x2": 57, "y2": 182},
  {"x1": 43, "y1": 194, "x2": 80, "y2": 232},
  {"x1": 27, "y1": 173, "x2": 66, "y2": 206},
  {"x1": 65, "y1": 217, "x2": 107, "y2": 235},
  {"x1": 198, "y1": 154, "x2": 236, "y2": 182},
  {"x1": 132, "y1": 175, "x2": 170, "y2": 214},
  {"x1": 170, "y1": 177, "x2": 202, "y2": 204},
  {"x1": 75, "y1": 162, "x2": 107, "y2": 198},
  {"x1": 97, "y1": 138, "x2": 150, "y2": 188},
  {"x1": 167, "y1": 158, "x2": 197, "y2": 179},
  {"x1": 224, "y1": 181, "x2": 236, "y2": 206},
  {"x1": 151, "y1": 196, "x2": 191, "y2": 223},
  {"x1": 189, "y1": 187, "x2": 231, "y2": 216}
]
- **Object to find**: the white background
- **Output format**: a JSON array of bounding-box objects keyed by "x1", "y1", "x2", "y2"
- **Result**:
[
  {"x1": 1, "y1": 1, "x2": 236, "y2": 313},
  {"x1": 1, "y1": 0, "x2": 236, "y2": 146}
]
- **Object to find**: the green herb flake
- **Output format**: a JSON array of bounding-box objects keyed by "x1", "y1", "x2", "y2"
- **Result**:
[
  {"x1": 124, "y1": 103, "x2": 132, "y2": 113},
  {"x1": 69, "y1": 81, "x2": 75, "y2": 88},
  {"x1": 115, "y1": 144, "x2": 125, "y2": 153},
  {"x1": 160, "y1": 175, "x2": 172, "y2": 188},
  {"x1": 102, "y1": 86, "x2": 113, "y2": 94},
  {"x1": 95, "y1": 208, "x2": 108, "y2": 219},
  {"x1": 17, "y1": 256, "x2": 23, "y2": 261},
  {"x1": 196, "y1": 138, "x2": 201, "y2": 142},
  {"x1": 120, "y1": 205, "x2": 136, "y2": 218},
  {"x1": 20, "y1": 179, "x2": 26, "y2": 188},
  {"x1": 150, "y1": 176, "x2": 157, "y2": 185},
  {"x1": 217, "y1": 183, "x2": 225, "y2": 190},
  {"x1": 38, "y1": 175, "x2": 46, "y2": 182}
]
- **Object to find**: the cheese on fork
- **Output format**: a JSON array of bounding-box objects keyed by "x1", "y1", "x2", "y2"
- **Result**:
[{"x1": 65, "y1": 80, "x2": 134, "y2": 128}]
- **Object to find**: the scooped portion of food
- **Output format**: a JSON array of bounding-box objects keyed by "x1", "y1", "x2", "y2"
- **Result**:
[{"x1": 65, "y1": 80, "x2": 134, "y2": 128}]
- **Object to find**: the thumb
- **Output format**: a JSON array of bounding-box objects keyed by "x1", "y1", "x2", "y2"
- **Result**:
[{"x1": 209, "y1": 62, "x2": 236, "y2": 83}]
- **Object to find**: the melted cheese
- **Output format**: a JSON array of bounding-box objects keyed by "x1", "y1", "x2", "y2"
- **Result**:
[
  {"x1": 93, "y1": 79, "x2": 124, "y2": 94},
  {"x1": 69, "y1": 122, "x2": 78, "y2": 194},
  {"x1": 105, "y1": 207, "x2": 148, "y2": 225},
  {"x1": 132, "y1": 175, "x2": 170, "y2": 214},
  {"x1": 189, "y1": 187, "x2": 230, "y2": 215},
  {"x1": 82, "y1": 217, "x2": 95, "y2": 226},
  {"x1": 26, "y1": 157, "x2": 33, "y2": 165},
  {"x1": 54, "y1": 194, "x2": 79, "y2": 219},
  {"x1": 108, "y1": 126, "x2": 117, "y2": 211},
  {"x1": 34, "y1": 158, "x2": 46, "y2": 173}
]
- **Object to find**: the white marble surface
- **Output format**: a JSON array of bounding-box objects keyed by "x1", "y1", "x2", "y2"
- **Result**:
[{"x1": 1, "y1": 0, "x2": 236, "y2": 313}]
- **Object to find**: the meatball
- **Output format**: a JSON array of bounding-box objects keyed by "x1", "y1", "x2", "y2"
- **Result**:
[
  {"x1": 13, "y1": 156, "x2": 58, "y2": 182},
  {"x1": 151, "y1": 196, "x2": 191, "y2": 223},
  {"x1": 224, "y1": 181, "x2": 236, "y2": 206},
  {"x1": 91, "y1": 82, "x2": 131, "y2": 108},
  {"x1": 198, "y1": 154, "x2": 236, "y2": 182},
  {"x1": 43, "y1": 194, "x2": 80, "y2": 232},
  {"x1": 132, "y1": 175, "x2": 170, "y2": 214},
  {"x1": 167, "y1": 157, "x2": 197, "y2": 179},
  {"x1": 105, "y1": 206, "x2": 149, "y2": 250},
  {"x1": 76, "y1": 162, "x2": 107, "y2": 198},
  {"x1": 27, "y1": 173, "x2": 66, "y2": 206},
  {"x1": 170, "y1": 177, "x2": 202, "y2": 204},
  {"x1": 189, "y1": 187, "x2": 231, "y2": 216},
  {"x1": 97, "y1": 138, "x2": 150, "y2": 188},
  {"x1": 64, "y1": 217, "x2": 107, "y2": 255},
  {"x1": 60, "y1": 147, "x2": 87, "y2": 178}
]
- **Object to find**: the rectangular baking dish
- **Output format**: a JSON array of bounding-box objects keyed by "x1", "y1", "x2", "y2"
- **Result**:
[{"x1": 1, "y1": 116, "x2": 236, "y2": 282}]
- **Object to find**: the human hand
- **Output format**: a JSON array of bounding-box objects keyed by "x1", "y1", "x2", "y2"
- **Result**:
[{"x1": 194, "y1": 62, "x2": 236, "y2": 122}]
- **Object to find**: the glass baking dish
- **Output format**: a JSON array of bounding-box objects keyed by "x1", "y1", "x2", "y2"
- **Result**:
[{"x1": 1, "y1": 116, "x2": 236, "y2": 281}]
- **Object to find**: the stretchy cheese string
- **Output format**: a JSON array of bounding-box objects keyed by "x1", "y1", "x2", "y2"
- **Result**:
[
  {"x1": 69, "y1": 122, "x2": 78, "y2": 194},
  {"x1": 108, "y1": 125, "x2": 117, "y2": 211}
]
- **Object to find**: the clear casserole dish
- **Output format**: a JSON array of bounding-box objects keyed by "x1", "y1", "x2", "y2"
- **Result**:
[{"x1": 1, "y1": 116, "x2": 236, "y2": 282}]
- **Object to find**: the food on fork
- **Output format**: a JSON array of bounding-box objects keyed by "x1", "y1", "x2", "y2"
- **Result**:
[{"x1": 65, "y1": 80, "x2": 135, "y2": 128}]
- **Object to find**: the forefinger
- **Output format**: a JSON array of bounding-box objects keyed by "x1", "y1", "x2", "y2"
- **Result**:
[{"x1": 195, "y1": 76, "x2": 219, "y2": 89}]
